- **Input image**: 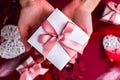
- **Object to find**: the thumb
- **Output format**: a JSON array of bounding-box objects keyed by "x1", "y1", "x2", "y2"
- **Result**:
[
  {"x1": 62, "y1": 1, "x2": 93, "y2": 36},
  {"x1": 18, "y1": 25, "x2": 32, "y2": 52},
  {"x1": 73, "y1": 9, "x2": 93, "y2": 36},
  {"x1": 62, "y1": 0, "x2": 79, "y2": 20}
]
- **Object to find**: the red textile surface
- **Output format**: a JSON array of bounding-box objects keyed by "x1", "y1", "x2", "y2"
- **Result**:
[{"x1": 0, "y1": 0, "x2": 120, "y2": 80}]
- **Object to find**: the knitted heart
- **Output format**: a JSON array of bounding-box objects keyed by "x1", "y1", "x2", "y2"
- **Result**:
[
  {"x1": 0, "y1": 25, "x2": 25, "y2": 59},
  {"x1": 103, "y1": 34, "x2": 120, "y2": 62}
]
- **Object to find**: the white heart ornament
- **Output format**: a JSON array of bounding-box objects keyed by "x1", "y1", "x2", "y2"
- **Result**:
[
  {"x1": 0, "y1": 25, "x2": 25, "y2": 59},
  {"x1": 103, "y1": 34, "x2": 120, "y2": 62}
]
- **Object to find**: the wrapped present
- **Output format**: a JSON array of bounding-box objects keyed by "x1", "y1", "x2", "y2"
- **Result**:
[
  {"x1": 28, "y1": 8, "x2": 90, "y2": 70},
  {"x1": 103, "y1": 34, "x2": 120, "y2": 62},
  {"x1": 16, "y1": 57, "x2": 49, "y2": 80},
  {"x1": 101, "y1": 1, "x2": 120, "y2": 25}
]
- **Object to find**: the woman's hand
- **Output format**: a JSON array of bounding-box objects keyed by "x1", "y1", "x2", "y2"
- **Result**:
[{"x1": 18, "y1": 0, "x2": 100, "y2": 64}]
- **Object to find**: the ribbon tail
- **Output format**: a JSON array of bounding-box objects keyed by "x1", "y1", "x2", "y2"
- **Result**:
[
  {"x1": 32, "y1": 63, "x2": 49, "y2": 76},
  {"x1": 60, "y1": 38, "x2": 83, "y2": 58},
  {"x1": 109, "y1": 12, "x2": 116, "y2": 22},
  {"x1": 39, "y1": 68, "x2": 49, "y2": 75},
  {"x1": 43, "y1": 37, "x2": 57, "y2": 59},
  {"x1": 39, "y1": 34, "x2": 52, "y2": 44},
  {"x1": 20, "y1": 71, "x2": 32, "y2": 80},
  {"x1": 61, "y1": 38, "x2": 83, "y2": 53},
  {"x1": 62, "y1": 45, "x2": 77, "y2": 58}
]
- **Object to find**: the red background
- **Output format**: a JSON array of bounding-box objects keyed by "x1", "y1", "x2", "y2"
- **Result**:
[{"x1": 0, "y1": 0, "x2": 120, "y2": 80}]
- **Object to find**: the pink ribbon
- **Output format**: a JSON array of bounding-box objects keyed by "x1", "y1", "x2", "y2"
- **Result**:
[
  {"x1": 39, "y1": 20, "x2": 83, "y2": 59},
  {"x1": 105, "y1": 1, "x2": 120, "y2": 22},
  {"x1": 17, "y1": 60, "x2": 48, "y2": 80}
]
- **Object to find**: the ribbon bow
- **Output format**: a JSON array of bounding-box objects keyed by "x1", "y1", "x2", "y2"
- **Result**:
[
  {"x1": 105, "y1": 1, "x2": 120, "y2": 22},
  {"x1": 39, "y1": 20, "x2": 83, "y2": 59},
  {"x1": 17, "y1": 57, "x2": 48, "y2": 80}
]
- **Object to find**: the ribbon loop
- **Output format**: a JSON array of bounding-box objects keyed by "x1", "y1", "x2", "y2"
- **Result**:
[
  {"x1": 39, "y1": 20, "x2": 82, "y2": 59},
  {"x1": 103, "y1": 1, "x2": 120, "y2": 23},
  {"x1": 108, "y1": 1, "x2": 120, "y2": 13}
]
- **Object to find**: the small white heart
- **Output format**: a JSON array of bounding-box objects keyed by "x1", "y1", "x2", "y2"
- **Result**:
[{"x1": 103, "y1": 34, "x2": 120, "y2": 54}]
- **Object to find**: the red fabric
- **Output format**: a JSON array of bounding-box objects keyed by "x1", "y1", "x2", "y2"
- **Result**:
[
  {"x1": 0, "y1": 0, "x2": 120, "y2": 80},
  {"x1": 51, "y1": 55, "x2": 85, "y2": 80}
]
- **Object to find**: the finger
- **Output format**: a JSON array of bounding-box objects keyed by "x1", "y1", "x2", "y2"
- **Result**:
[
  {"x1": 69, "y1": 42, "x2": 88, "y2": 64},
  {"x1": 36, "y1": 55, "x2": 44, "y2": 63},
  {"x1": 62, "y1": 1, "x2": 92, "y2": 35},
  {"x1": 40, "y1": 0, "x2": 54, "y2": 22},
  {"x1": 74, "y1": 10, "x2": 93, "y2": 36},
  {"x1": 62, "y1": 0, "x2": 91, "y2": 35},
  {"x1": 79, "y1": 41, "x2": 88, "y2": 54},
  {"x1": 73, "y1": 0, "x2": 100, "y2": 35},
  {"x1": 35, "y1": 50, "x2": 51, "y2": 65},
  {"x1": 69, "y1": 54, "x2": 78, "y2": 64},
  {"x1": 73, "y1": 53, "x2": 78, "y2": 59},
  {"x1": 69, "y1": 58, "x2": 76, "y2": 64},
  {"x1": 19, "y1": 0, "x2": 29, "y2": 8},
  {"x1": 62, "y1": 0, "x2": 100, "y2": 36},
  {"x1": 62, "y1": 0, "x2": 79, "y2": 20},
  {"x1": 29, "y1": 48, "x2": 44, "y2": 63},
  {"x1": 83, "y1": 0, "x2": 101, "y2": 13},
  {"x1": 18, "y1": 24, "x2": 32, "y2": 52}
]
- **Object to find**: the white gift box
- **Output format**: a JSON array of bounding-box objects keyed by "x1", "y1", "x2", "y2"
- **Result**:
[
  {"x1": 16, "y1": 57, "x2": 48, "y2": 74},
  {"x1": 101, "y1": 1, "x2": 120, "y2": 25},
  {"x1": 28, "y1": 8, "x2": 89, "y2": 70}
]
